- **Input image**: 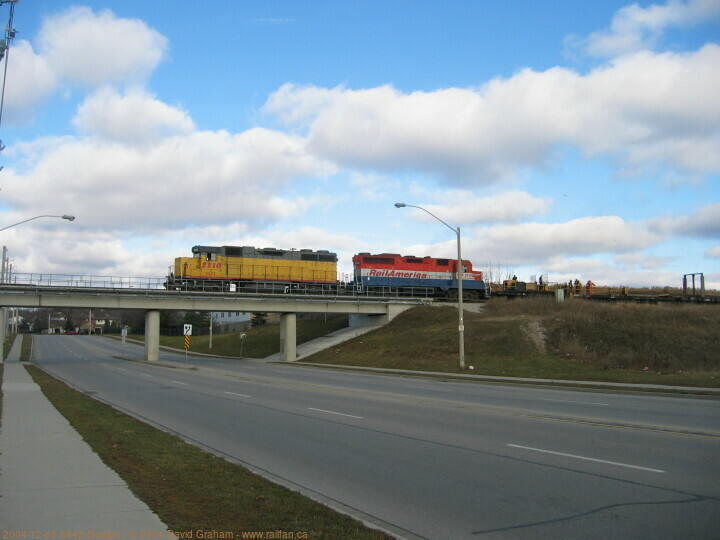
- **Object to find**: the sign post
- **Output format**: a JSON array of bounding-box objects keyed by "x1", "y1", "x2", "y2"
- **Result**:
[
  {"x1": 121, "y1": 326, "x2": 128, "y2": 359},
  {"x1": 183, "y1": 324, "x2": 192, "y2": 365},
  {"x1": 239, "y1": 332, "x2": 246, "y2": 358}
]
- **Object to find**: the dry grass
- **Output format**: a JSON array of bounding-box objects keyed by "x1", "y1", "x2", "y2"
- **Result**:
[
  {"x1": 307, "y1": 300, "x2": 720, "y2": 387},
  {"x1": 491, "y1": 297, "x2": 720, "y2": 372}
]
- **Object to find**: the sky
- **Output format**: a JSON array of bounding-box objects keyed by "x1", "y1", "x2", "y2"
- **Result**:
[{"x1": 0, "y1": 0, "x2": 718, "y2": 289}]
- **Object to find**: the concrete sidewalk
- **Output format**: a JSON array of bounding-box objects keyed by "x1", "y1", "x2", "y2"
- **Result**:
[
  {"x1": 263, "y1": 323, "x2": 382, "y2": 362},
  {"x1": 0, "y1": 335, "x2": 167, "y2": 531}
]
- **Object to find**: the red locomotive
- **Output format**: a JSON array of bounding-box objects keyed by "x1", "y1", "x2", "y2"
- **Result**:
[{"x1": 353, "y1": 253, "x2": 488, "y2": 300}]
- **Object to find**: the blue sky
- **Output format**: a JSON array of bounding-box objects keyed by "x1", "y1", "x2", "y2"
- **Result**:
[{"x1": 1, "y1": 0, "x2": 719, "y2": 289}]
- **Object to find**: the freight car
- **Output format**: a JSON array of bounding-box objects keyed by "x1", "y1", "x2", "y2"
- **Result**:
[
  {"x1": 353, "y1": 252, "x2": 488, "y2": 300},
  {"x1": 494, "y1": 275, "x2": 554, "y2": 297},
  {"x1": 167, "y1": 245, "x2": 339, "y2": 293}
]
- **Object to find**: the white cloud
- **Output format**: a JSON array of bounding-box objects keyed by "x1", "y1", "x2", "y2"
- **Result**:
[
  {"x1": 470, "y1": 217, "x2": 663, "y2": 266},
  {"x1": 614, "y1": 253, "x2": 677, "y2": 269},
  {"x1": 1, "y1": 7, "x2": 169, "y2": 125},
  {"x1": 479, "y1": 255, "x2": 692, "y2": 289},
  {"x1": 584, "y1": 0, "x2": 720, "y2": 57},
  {"x1": 3, "y1": 127, "x2": 337, "y2": 233},
  {"x1": 540, "y1": 256, "x2": 685, "y2": 288},
  {"x1": 391, "y1": 216, "x2": 663, "y2": 270},
  {"x1": 3, "y1": 40, "x2": 57, "y2": 125},
  {"x1": 706, "y1": 246, "x2": 720, "y2": 258},
  {"x1": 650, "y1": 202, "x2": 720, "y2": 238},
  {"x1": 402, "y1": 190, "x2": 552, "y2": 225},
  {"x1": 1, "y1": 227, "x2": 132, "y2": 275},
  {"x1": 37, "y1": 7, "x2": 168, "y2": 86},
  {"x1": 73, "y1": 87, "x2": 195, "y2": 143},
  {"x1": 349, "y1": 172, "x2": 401, "y2": 200},
  {"x1": 264, "y1": 44, "x2": 720, "y2": 185}
]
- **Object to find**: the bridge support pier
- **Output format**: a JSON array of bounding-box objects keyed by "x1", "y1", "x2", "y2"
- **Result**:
[
  {"x1": 145, "y1": 310, "x2": 160, "y2": 362},
  {"x1": 280, "y1": 312, "x2": 296, "y2": 362}
]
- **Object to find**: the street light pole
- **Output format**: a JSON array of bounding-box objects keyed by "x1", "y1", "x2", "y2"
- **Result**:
[
  {"x1": 395, "y1": 203, "x2": 465, "y2": 369},
  {"x1": 0, "y1": 214, "x2": 75, "y2": 232},
  {"x1": 0, "y1": 213, "x2": 76, "y2": 361}
]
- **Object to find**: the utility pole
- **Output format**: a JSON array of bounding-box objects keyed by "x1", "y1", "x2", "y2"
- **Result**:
[
  {"x1": 1, "y1": 245, "x2": 7, "y2": 283},
  {"x1": 209, "y1": 312, "x2": 214, "y2": 349}
]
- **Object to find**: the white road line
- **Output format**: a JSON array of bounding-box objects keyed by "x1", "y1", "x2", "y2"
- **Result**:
[
  {"x1": 507, "y1": 444, "x2": 666, "y2": 473},
  {"x1": 308, "y1": 407, "x2": 363, "y2": 419},
  {"x1": 224, "y1": 391, "x2": 251, "y2": 398},
  {"x1": 406, "y1": 385, "x2": 453, "y2": 392},
  {"x1": 172, "y1": 381, "x2": 189, "y2": 386},
  {"x1": 537, "y1": 398, "x2": 610, "y2": 406},
  {"x1": 117, "y1": 368, "x2": 127, "y2": 371},
  {"x1": 141, "y1": 373, "x2": 152, "y2": 377}
]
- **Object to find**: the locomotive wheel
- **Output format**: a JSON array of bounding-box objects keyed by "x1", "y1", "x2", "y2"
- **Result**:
[{"x1": 464, "y1": 290, "x2": 480, "y2": 301}]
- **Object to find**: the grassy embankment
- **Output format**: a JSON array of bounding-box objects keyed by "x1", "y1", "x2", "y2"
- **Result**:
[
  {"x1": 305, "y1": 297, "x2": 720, "y2": 388},
  {"x1": 11, "y1": 361, "x2": 388, "y2": 538},
  {"x1": 139, "y1": 314, "x2": 350, "y2": 358}
]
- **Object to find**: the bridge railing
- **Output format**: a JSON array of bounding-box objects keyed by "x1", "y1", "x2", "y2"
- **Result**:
[
  {"x1": 2, "y1": 273, "x2": 435, "y2": 302},
  {"x1": 5, "y1": 273, "x2": 167, "y2": 289}
]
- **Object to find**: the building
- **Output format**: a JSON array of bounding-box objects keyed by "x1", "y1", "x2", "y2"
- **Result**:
[{"x1": 212, "y1": 311, "x2": 251, "y2": 333}]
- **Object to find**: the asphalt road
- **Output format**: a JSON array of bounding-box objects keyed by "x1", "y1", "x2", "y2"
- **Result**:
[{"x1": 32, "y1": 335, "x2": 720, "y2": 539}]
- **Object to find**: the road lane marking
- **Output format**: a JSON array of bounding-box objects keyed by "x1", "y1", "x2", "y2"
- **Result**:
[
  {"x1": 507, "y1": 444, "x2": 665, "y2": 473},
  {"x1": 537, "y1": 398, "x2": 610, "y2": 406},
  {"x1": 117, "y1": 368, "x2": 127, "y2": 371},
  {"x1": 308, "y1": 407, "x2": 363, "y2": 419},
  {"x1": 224, "y1": 391, "x2": 251, "y2": 398},
  {"x1": 141, "y1": 373, "x2": 152, "y2": 377},
  {"x1": 406, "y1": 385, "x2": 454, "y2": 392},
  {"x1": 172, "y1": 381, "x2": 189, "y2": 386}
]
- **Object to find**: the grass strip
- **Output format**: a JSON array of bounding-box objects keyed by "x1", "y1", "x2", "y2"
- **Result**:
[
  {"x1": 24, "y1": 364, "x2": 389, "y2": 539},
  {"x1": 3, "y1": 333, "x2": 15, "y2": 361},
  {"x1": 145, "y1": 314, "x2": 349, "y2": 358},
  {"x1": 21, "y1": 333, "x2": 33, "y2": 362}
]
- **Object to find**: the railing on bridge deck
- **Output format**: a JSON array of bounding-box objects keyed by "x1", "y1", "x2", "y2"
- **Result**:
[
  {"x1": 2, "y1": 273, "x2": 435, "y2": 302},
  {"x1": 4, "y1": 273, "x2": 167, "y2": 289}
]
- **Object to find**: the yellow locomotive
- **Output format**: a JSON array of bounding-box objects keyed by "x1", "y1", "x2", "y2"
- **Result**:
[{"x1": 169, "y1": 245, "x2": 338, "y2": 291}]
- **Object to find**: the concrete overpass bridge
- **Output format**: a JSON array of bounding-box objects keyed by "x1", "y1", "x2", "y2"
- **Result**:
[{"x1": 0, "y1": 278, "x2": 426, "y2": 362}]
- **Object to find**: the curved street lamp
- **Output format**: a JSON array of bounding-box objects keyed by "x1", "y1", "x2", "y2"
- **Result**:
[
  {"x1": 0, "y1": 214, "x2": 75, "y2": 232},
  {"x1": 395, "y1": 202, "x2": 465, "y2": 369}
]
